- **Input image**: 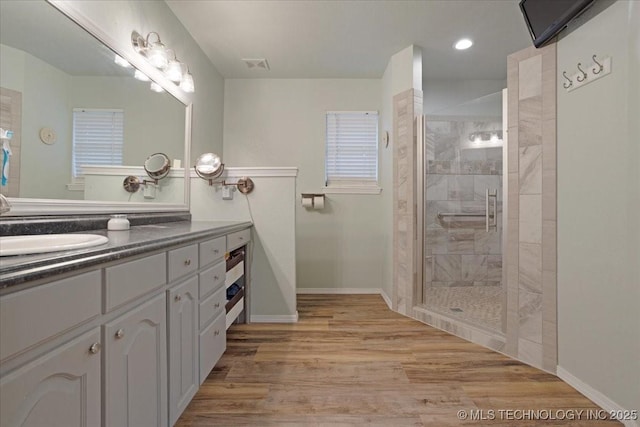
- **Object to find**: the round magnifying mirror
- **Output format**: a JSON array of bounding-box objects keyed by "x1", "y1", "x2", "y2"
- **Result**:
[
  {"x1": 144, "y1": 153, "x2": 171, "y2": 180},
  {"x1": 194, "y1": 152, "x2": 224, "y2": 180}
]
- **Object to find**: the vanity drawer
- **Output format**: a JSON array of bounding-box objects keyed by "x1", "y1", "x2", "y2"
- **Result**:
[
  {"x1": 199, "y1": 285, "x2": 226, "y2": 329},
  {"x1": 0, "y1": 270, "x2": 101, "y2": 362},
  {"x1": 105, "y1": 253, "x2": 166, "y2": 312},
  {"x1": 199, "y1": 261, "x2": 226, "y2": 299},
  {"x1": 227, "y1": 228, "x2": 250, "y2": 252},
  {"x1": 168, "y1": 244, "x2": 198, "y2": 282},
  {"x1": 199, "y1": 310, "x2": 226, "y2": 384},
  {"x1": 199, "y1": 236, "x2": 226, "y2": 268}
]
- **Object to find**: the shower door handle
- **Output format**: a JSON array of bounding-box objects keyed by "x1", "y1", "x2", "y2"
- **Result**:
[{"x1": 485, "y1": 189, "x2": 498, "y2": 232}]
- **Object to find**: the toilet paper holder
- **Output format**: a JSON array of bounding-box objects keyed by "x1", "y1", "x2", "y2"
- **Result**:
[{"x1": 301, "y1": 193, "x2": 325, "y2": 210}]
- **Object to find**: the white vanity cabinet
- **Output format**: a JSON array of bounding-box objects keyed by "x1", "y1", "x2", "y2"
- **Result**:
[
  {"x1": 167, "y1": 275, "x2": 199, "y2": 425},
  {"x1": 0, "y1": 328, "x2": 101, "y2": 427},
  {"x1": 104, "y1": 293, "x2": 167, "y2": 427},
  {"x1": 0, "y1": 224, "x2": 251, "y2": 427}
]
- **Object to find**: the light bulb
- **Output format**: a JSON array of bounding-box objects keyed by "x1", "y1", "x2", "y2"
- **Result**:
[
  {"x1": 114, "y1": 54, "x2": 132, "y2": 68},
  {"x1": 180, "y1": 72, "x2": 194, "y2": 93},
  {"x1": 150, "y1": 82, "x2": 165, "y2": 93},
  {"x1": 165, "y1": 60, "x2": 186, "y2": 83},
  {"x1": 134, "y1": 70, "x2": 150, "y2": 81},
  {"x1": 147, "y1": 42, "x2": 168, "y2": 69}
]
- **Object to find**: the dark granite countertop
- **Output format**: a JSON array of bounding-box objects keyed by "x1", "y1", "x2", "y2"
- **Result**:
[{"x1": 0, "y1": 220, "x2": 252, "y2": 294}]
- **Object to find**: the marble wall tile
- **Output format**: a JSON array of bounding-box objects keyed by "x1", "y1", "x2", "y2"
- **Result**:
[
  {"x1": 518, "y1": 55, "x2": 542, "y2": 100},
  {"x1": 425, "y1": 228, "x2": 448, "y2": 254},
  {"x1": 434, "y1": 254, "x2": 462, "y2": 281},
  {"x1": 426, "y1": 174, "x2": 448, "y2": 201},
  {"x1": 519, "y1": 194, "x2": 542, "y2": 244},
  {"x1": 507, "y1": 126, "x2": 519, "y2": 174},
  {"x1": 542, "y1": 220, "x2": 557, "y2": 272},
  {"x1": 473, "y1": 175, "x2": 502, "y2": 202},
  {"x1": 518, "y1": 289, "x2": 542, "y2": 343},
  {"x1": 461, "y1": 255, "x2": 488, "y2": 281},
  {"x1": 474, "y1": 229, "x2": 501, "y2": 254},
  {"x1": 519, "y1": 145, "x2": 542, "y2": 194},
  {"x1": 542, "y1": 118, "x2": 556, "y2": 170},
  {"x1": 448, "y1": 175, "x2": 474, "y2": 201},
  {"x1": 424, "y1": 256, "x2": 433, "y2": 284},
  {"x1": 542, "y1": 168, "x2": 556, "y2": 221},
  {"x1": 487, "y1": 255, "x2": 503, "y2": 282},
  {"x1": 519, "y1": 243, "x2": 542, "y2": 293},
  {"x1": 447, "y1": 229, "x2": 475, "y2": 254},
  {"x1": 518, "y1": 338, "x2": 543, "y2": 369},
  {"x1": 507, "y1": 173, "x2": 519, "y2": 220},
  {"x1": 518, "y1": 96, "x2": 542, "y2": 147}
]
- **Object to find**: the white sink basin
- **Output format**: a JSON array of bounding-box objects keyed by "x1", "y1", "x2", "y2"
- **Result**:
[{"x1": 0, "y1": 234, "x2": 109, "y2": 256}]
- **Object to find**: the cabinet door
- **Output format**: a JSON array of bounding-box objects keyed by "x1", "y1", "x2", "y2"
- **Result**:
[
  {"x1": 104, "y1": 294, "x2": 167, "y2": 427},
  {"x1": 167, "y1": 276, "x2": 199, "y2": 425},
  {"x1": 0, "y1": 328, "x2": 101, "y2": 427}
]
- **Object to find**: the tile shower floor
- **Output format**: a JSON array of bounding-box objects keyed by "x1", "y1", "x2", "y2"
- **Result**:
[{"x1": 424, "y1": 285, "x2": 503, "y2": 332}]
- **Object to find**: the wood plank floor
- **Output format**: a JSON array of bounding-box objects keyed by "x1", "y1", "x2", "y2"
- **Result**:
[{"x1": 176, "y1": 294, "x2": 620, "y2": 426}]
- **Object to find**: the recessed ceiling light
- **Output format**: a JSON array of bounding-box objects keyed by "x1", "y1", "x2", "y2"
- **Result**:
[{"x1": 454, "y1": 38, "x2": 473, "y2": 50}]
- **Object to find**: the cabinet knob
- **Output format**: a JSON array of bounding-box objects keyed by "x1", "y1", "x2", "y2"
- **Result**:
[
  {"x1": 89, "y1": 342, "x2": 101, "y2": 354},
  {"x1": 175, "y1": 294, "x2": 182, "y2": 302},
  {"x1": 184, "y1": 259, "x2": 191, "y2": 266},
  {"x1": 214, "y1": 330, "x2": 220, "y2": 336},
  {"x1": 213, "y1": 249, "x2": 219, "y2": 254},
  {"x1": 115, "y1": 329, "x2": 124, "y2": 339},
  {"x1": 214, "y1": 302, "x2": 220, "y2": 308},
  {"x1": 214, "y1": 275, "x2": 219, "y2": 281},
  {"x1": 239, "y1": 236, "x2": 244, "y2": 240}
]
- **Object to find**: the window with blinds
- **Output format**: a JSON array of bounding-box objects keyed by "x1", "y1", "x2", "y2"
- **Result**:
[
  {"x1": 325, "y1": 111, "x2": 379, "y2": 191},
  {"x1": 72, "y1": 108, "x2": 124, "y2": 179}
]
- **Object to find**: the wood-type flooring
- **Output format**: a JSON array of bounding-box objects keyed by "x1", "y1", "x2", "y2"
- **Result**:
[{"x1": 176, "y1": 294, "x2": 620, "y2": 426}]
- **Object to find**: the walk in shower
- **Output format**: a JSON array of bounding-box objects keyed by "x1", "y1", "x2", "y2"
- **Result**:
[{"x1": 417, "y1": 91, "x2": 506, "y2": 334}]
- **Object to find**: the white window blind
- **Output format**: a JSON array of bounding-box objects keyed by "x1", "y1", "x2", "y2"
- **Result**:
[
  {"x1": 72, "y1": 108, "x2": 124, "y2": 178},
  {"x1": 325, "y1": 111, "x2": 379, "y2": 188}
]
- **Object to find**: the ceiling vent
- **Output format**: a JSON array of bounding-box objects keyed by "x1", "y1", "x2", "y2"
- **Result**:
[{"x1": 242, "y1": 58, "x2": 270, "y2": 70}]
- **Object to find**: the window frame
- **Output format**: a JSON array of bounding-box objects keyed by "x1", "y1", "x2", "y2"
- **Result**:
[{"x1": 323, "y1": 110, "x2": 381, "y2": 195}]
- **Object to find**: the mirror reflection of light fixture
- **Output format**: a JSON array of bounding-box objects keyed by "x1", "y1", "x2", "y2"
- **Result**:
[
  {"x1": 150, "y1": 82, "x2": 165, "y2": 93},
  {"x1": 194, "y1": 153, "x2": 254, "y2": 194},
  {"x1": 468, "y1": 130, "x2": 503, "y2": 143},
  {"x1": 134, "y1": 70, "x2": 150, "y2": 81},
  {"x1": 131, "y1": 30, "x2": 194, "y2": 93},
  {"x1": 180, "y1": 71, "x2": 195, "y2": 93},
  {"x1": 114, "y1": 54, "x2": 132, "y2": 68}
]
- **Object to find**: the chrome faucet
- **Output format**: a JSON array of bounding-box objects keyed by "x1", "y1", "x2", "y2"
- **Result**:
[{"x1": 0, "y1": 193, "x2": 10, "y2": 214}]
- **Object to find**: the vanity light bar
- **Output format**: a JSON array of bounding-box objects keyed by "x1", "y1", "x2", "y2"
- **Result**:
[{"x1": 128, "y1": 30, "x2": 195, "y2": 94}]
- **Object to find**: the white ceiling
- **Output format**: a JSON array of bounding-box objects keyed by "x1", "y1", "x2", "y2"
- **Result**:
[{"x1": 166, "y1": 0, "x2": 533, "y2": 80}]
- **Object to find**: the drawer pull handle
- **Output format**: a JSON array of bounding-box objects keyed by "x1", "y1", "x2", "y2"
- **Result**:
[
  {"x1": 214, "y1": 302, "x2": 220, "y2": 308},
  {"x1": 239, "y1": 236, "x2": 244, "y2": 240},
  {"x1": 175, "y1": 294, "x2": 182, "y2": 302},
  {"x1": 89, "y1": 342, "x2": 101, "y2": 354},
  {"x1": 214, "y1": 330, "x2": 220, "y2": 336},
  {"x1": 184, "y1": 259, "x2": 191, "y2": 266},
  {"x1": 213, "y1": 249, "x2": 219, "y2": 254},
  {"x1": 115, "y1": 329, "x2": 124, "y2": 339},
  {"x1": 214, "y1": 275, "x2": 219, "y2": 280}
]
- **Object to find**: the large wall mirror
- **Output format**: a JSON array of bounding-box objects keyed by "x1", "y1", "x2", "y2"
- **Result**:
[{"x1": 0, "y1": 0, "x2": 191, "y2": 215}]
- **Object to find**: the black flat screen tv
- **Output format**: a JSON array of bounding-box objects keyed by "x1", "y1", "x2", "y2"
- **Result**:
[{"x1": 519, "y1": 0, "x2": 596, "y2": 48}]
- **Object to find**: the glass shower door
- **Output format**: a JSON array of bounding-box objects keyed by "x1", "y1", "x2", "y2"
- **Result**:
[{"x1": 418, "y1": 91, "x2": 505, "y2": 333}]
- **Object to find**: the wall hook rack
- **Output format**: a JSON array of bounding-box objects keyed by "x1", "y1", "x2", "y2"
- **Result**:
[{"x1": 563, "y1": 54, "x2": 612, "y2": 93}]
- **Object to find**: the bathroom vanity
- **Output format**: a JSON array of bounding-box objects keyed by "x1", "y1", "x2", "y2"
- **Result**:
[{"x1": 0, "y1": 220, "x2": 252, "y2": 427}]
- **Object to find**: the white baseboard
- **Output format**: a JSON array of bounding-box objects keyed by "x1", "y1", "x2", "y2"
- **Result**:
[
  {"x1": 380, "y1": 289, "x2": 392, "y2": 309},
  {"x1": 250, "y1": 311, "x2": 298, "y2": 323},
  {"x1": 557, "y1": 366, "x2": 639, "y2": 427},
  {"x1": 297, "y1": 287, "x2": 382, "y2": 294}
]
